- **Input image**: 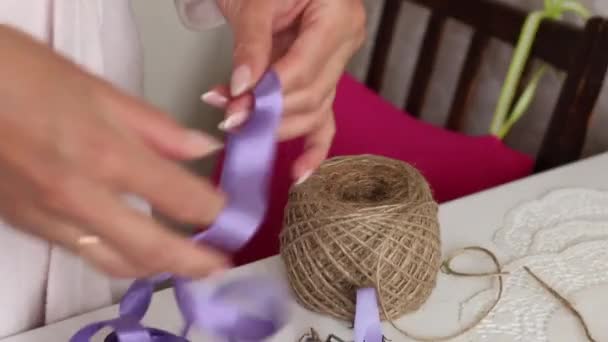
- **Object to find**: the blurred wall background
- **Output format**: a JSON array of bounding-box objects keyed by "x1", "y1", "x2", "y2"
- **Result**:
[{"x1": 131, "y1": 0, "x2": 232, "y2": 175}]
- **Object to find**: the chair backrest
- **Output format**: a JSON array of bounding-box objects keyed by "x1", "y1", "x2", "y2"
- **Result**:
[{"x1": 365, "y1": 0, "x2": 608, "y2": 172}]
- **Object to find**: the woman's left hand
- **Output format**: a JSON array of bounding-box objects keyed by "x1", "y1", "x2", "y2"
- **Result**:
[{"x1": 202, "y1": 0, "x2": 366, "y2": 183}]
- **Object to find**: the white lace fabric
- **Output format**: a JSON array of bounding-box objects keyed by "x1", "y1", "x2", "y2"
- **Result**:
[
  {"x1": 494, "y1": 188, "x2": 608, "y2": 261},
  {"x1": 456, "y1": 188, "x2": 608, "y2": 341}
]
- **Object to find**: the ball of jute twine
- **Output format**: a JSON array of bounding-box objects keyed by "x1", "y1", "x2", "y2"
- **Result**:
[
  {"x1": 285, "y1": 156, "x2": 597, "y2": 342},
  {"x1": 280, "y1": 155, "x2": 442, "y2": 322}
]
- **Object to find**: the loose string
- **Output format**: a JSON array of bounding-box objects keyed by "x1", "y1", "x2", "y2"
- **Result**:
[
  {"x1": 523, "y1": 266, "x2": 596, "y2": 342},
  {"x1": 378, "y1": 247, "x2": 505, "y2": 342},
  {"x1": 378, "y1": 247, "x2": 595, "y2": 342}
]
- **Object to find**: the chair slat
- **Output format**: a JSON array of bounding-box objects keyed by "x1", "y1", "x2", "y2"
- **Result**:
[
  {"x1": 408, "y1": 0, "x2": 582, "y2": 70},
  {"x1": 446, "y1": 31, "x2": 489, "y2": 131},
  {"x1": 406, "y1": 11, "x2": 446, "y2": 117},
  {"x1": 536, "y1": 18, "x2": 608, "y2": 172},
  {"x1": 366, "y1": 0, "x2": 404, "y2": 92},
  {"x1": 363, "y1": 0, "x2": 608, "y2": 172}
]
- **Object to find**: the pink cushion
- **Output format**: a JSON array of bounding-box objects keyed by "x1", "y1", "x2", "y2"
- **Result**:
[{"x1": 212, "y1": 74, "x2": 534, "y2": 266}]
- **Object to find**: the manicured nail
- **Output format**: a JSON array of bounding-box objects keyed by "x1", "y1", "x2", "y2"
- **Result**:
[
  {"x1": 201, "y1": 91, "x2": 228, "y2": 108},
  {"x1": 218, "y1": 111, "x2": 248, "y2": 132},
  {"x1": 295, "y1": 170, "x2": 313, "y2": 186},
  {"x1": 230, "y1": 65, "x2": 252, "y2": 97},
  {"x1": 186, "y1": 130, "x2": 224, "y2": 156}
]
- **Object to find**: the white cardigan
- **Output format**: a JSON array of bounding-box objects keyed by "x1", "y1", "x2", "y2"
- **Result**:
[{"x1": 0, "y1": 0, "x2": 223, "y2": 338}]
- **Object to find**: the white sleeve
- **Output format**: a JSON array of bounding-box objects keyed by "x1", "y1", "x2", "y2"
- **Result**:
[{"x1": 174, "y1": 0, "x2": 225, "y2": 30}]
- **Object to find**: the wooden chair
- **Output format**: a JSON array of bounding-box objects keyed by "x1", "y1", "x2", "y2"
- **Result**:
[{"x1": 365, "y1": 0, "x2": 608, "y2": 172}]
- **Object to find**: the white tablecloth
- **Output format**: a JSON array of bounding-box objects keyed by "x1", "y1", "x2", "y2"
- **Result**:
[{"x1": 4, "y1": 153, "x2": 608, "y2": 342}]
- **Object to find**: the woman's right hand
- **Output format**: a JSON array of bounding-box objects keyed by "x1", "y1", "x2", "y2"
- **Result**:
[{"x1": 0, "y1": 25, "x2": 230, "y2": 278}]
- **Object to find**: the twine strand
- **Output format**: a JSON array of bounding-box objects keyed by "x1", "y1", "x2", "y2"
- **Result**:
[
  {"x1": 380, "y1": 247, "x2": 506, "y2": 342},
  {"x1": 387, "y1": 248, "x2": 595, "y2": 342},
  {"x1": 523, "y1": 266, "x2": 596, "y2": 342}
]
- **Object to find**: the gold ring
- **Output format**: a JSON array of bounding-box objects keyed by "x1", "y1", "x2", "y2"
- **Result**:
[{"x1": 77, "y1": 235, "x2": 101, "y2": 246}]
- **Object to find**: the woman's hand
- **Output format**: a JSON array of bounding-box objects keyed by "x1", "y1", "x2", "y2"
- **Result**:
[
  {"x1": 202, "y1": 0, "x2": 366, "y2": 182},
  {"x1": 0, "y1": 25, "x2": 229, "y2": 278}
]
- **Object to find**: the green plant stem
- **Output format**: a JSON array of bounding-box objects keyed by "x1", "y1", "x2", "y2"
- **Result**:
[
  {"x1": 490, "y1": 0, "x2": 591, "y2": 139},
  {"x1": 490, "y1": 11, "x2": 547, "y2": 135},
  {"x1": 562, "y1": 1, "x2": 592, "y2": 18},
  {"x1": 497, "y1": 65, "x2": 547, "y2": 139}
]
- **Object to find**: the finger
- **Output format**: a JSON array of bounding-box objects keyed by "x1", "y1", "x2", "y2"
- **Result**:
[
  {"x1": 119, "y1": 150, "x2": 227, "y2": 227},
  {"x1": 105, "y1": 90, "x2": 223, "y2": 160},
  {"x1": 277, "y1": 112, "x2": 321, "y2": 142},
  {"x1": 79, "y1": 129, "x2": 226, "y2": 227},
  {"x1": 61, "y1": 179, "x2": 230, "y2": 278},
  {"x1": 281, "y1": 47, "x2": 349, "y2": 114},
  {"x1": 224, "y1": 0, "x2": 276, "y2": 97},
  {"x1": 271, "y1": 0, "x2": 311, "y2": 32},
  {"x1": 219, "y1": 94, "x2": 254, "y2": 132},
  {"x1": 273, "y1": 20, "x2": 341, "y2": 95},
  {"x1": 201, "y1": 86, "x2": 230, "y2": 109},
  {"x1": 77, "y1": 236, "x2": 144, "y2": 278},
  {"x1": 202, "y1": 86, "x2": 254, "y2": 132},
  {"x1": 277, "y1": 91, "x2": 335, "y2": 141},
  {"x1": 293, "y1": 114, "x2": 335, "y2": 183},
  {"x1": 15, "y1": 208, "x2": 140, "y2": 278}
]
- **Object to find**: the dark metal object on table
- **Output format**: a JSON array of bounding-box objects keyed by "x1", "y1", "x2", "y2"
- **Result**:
[
  {"x1": 299, "y1": 328, "x2": 323, "y2": 342},
  {"x1": 326, "y1": 334, "x2": 349, "y2": 342},
  {"x1": 104, "y1": 329, "x2": 189, "y2": 342},
  {"x1": 299, "y1": 328, "x2": 391, "y2": 342},
  {"x1": 365, "y1": 0, "x2": 608, "y2": 173},
  {"x1": 324, "y1": 334, "x2": 391, "y2": 342}
]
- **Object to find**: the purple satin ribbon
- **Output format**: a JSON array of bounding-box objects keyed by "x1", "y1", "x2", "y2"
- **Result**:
[
  {"x1": 70, "y1": 71, "x2": 288, "y2": 342},
  {"x1": 354, "y1": 288, "x2": 383, "y2": 342}
]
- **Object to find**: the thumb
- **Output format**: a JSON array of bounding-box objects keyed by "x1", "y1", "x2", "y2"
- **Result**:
[{"x1": 220, "y1": 0, "x2": 275, "y2": 97}]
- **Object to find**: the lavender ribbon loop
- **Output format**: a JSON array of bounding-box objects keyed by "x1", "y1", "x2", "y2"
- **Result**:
[
  {"x1": 70, "y1": 71, "x2": 287, "y2": 342},
  {"x1": 193, "y1": 68, "x2": 282, "y2": 251},
  {"x1": 354, "y1": 288, "x2": 383, "y2": 342}
]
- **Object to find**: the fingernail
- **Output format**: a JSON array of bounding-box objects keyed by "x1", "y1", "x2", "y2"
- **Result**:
[
  {"x1": 295, "y1": 170, "x2": 313, "y2": 186},
  {"x1": 201, "y1": 91, "x2": 228, "y2": 108},
  {"x1": 186, "y1": 130, "x2": 224, "y2": 156},
  {"x1": 218, "y1": 111, "x2": 248, "y2": 132},
  {"x1": 230, "y1": 65, "x2": 252, "y2": 97}
]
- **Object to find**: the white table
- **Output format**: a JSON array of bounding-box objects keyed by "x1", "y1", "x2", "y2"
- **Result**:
[{"x1": 4, "y1": 153, "x2": 608, "y2": 342}]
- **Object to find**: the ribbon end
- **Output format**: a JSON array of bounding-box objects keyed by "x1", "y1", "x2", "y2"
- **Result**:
[{"x1": 354, "y1": 288, "x2": 383, "y2": 342}]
